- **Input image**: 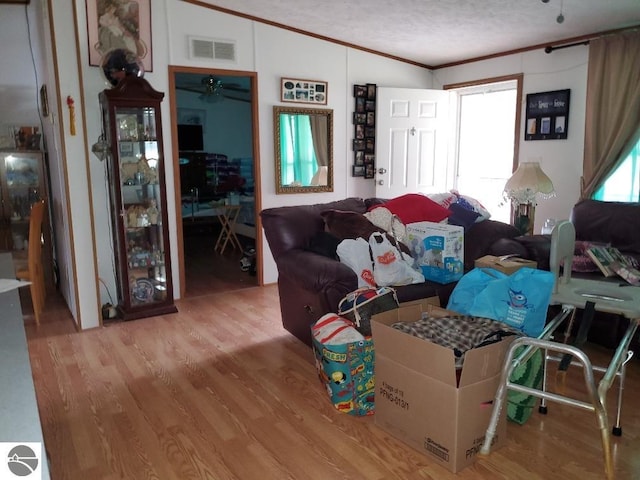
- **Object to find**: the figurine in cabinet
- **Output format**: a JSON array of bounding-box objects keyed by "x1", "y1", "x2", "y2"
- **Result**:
[
  {"x1": 147, "y1": 199, "x2": 158, "y2": 225},
  {"x1": 136, "y1": 155, "x2": 157, "y2": 184}
]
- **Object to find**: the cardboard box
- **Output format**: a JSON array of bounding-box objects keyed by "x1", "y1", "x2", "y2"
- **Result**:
[
  {"x1": 406, "y1": 222, "x2": 464, "y2": 284},
  {"x1": 475, "y1": 255, "x2": 537, "y2": 275},
  {"x1": 371, "y1": 301, "x2": 511, "y2": 473}
]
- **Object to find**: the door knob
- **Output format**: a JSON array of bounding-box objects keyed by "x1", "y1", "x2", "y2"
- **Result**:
[
  {"x1": 378, "y1": 168, "x2": 387, "y2": 174},
  {"x1": 377, "y1": 180, "x2": 384, "y2": 185}
]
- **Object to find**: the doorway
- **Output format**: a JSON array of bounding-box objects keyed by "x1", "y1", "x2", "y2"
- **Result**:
[
  {"x1": 449, "y1": 77, "x2": 521, "y2": 224},
  {"x1": 168, "y1": 67, "x2": 262, "y2": 298}
]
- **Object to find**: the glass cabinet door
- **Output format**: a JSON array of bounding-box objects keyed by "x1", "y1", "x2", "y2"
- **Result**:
[
  {"x1": 0, "y1": 151, "x2": 45, "y2": 251},
  {"x1": 113, "y1": 105, "x2": 169, "y2": 307}
]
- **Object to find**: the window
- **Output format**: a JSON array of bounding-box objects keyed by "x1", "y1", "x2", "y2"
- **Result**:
[
  {"x1": 593, "y1": 140, "x2": 640, "y2": 202},
  {"x1": 452, "y1": 80, "x2": 519, "y2": 223}
]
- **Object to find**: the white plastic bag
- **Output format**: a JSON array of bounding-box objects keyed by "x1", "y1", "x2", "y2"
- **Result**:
[
  {"x1": 337, "y1": 238, "x2": 376, "y2": 287},
  {"x1": 369, "y1": 232, "x2": 425, "y2": 286},
  {"x1": 311, "y1": 313, "x2": 365, "y2": 345}
]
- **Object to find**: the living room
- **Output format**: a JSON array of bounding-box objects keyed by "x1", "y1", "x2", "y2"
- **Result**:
[
  {"x1": 1, "y1": 1, "x2": 639, "y2": 477},
  {"x1": 4, "y1": 1, "x2": 637, "y2": 329}
]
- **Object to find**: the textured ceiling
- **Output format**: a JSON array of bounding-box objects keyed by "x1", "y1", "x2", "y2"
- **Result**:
[{"x1": 191, "y1": 0, "x2": 640, "y2": 67}]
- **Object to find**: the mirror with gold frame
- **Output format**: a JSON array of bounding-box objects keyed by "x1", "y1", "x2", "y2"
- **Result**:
[{"x1": 274, "y1": 105, "x2": 333, "y2": 194}]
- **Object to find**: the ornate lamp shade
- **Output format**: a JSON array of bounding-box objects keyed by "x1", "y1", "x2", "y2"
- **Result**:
[{"x1": 504, "y1": 161, "x2": 555, "y2": 234}]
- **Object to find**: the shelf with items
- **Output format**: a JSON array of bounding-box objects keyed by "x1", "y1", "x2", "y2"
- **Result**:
[
  {"x1": 0, "y1": 150, "x2": 54, "y2": 289},
  {"x1": 100, "y1": 75, "x2": 176, "y2": 321}
]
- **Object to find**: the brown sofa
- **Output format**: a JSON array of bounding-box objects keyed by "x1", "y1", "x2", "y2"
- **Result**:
[
  {"x1": 260, "y1": 197, "x2": 524, "y2": 346},
  {"x1": 514, "y1": 199, "x2": 640, "y2": 349}
]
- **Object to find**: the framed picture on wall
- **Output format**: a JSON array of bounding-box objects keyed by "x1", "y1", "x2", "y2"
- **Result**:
[
  {"x1": 86, "y1": 0, "x2": 153, "y2": 72},
  {"x1": 281, "y1": 77, "x2": 328, "y2": 105},
  {"x1": 524, "y1": 89, "x2": 570, "y2": 140}
]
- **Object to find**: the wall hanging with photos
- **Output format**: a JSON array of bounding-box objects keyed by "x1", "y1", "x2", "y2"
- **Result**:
[
  {"x1": 525, "y1": 89, "x2": 570, "y2": 140},
  {"x1": 352, "y1": 84, "x2": 377, "y2": 179},
  {"x1": 281, "y1": 77, "x2": 328, "y2": 105}
]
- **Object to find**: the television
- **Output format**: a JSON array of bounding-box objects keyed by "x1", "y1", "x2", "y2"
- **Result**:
[{"x1": 177, "y1": 124, "x2": 204, "y2": 151}]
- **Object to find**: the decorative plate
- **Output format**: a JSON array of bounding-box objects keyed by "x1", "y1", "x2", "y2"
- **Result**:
[{"x1": 132, "y1": 278, "x2": 155, "y2": 303}]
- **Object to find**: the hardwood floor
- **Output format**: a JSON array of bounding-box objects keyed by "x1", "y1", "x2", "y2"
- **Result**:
[
  {"x1": 25, "y1": 290, "x2": 640, "y2": 480},
  {"x1": 182, "y1": 222, "x2": 258, "y2": 297}
]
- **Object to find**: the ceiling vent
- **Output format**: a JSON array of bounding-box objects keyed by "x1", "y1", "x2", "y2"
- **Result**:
[{"x1": 189, "y1": 36, "x2": 237, "y2": 62}]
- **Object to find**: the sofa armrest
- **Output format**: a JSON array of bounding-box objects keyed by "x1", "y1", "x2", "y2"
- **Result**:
[
  {"x1": 513, "y1": 234, "x2": 551, "y2": 270},
  {"x1": 277, "y1": 249, "x2": 357, "y2": 293}
]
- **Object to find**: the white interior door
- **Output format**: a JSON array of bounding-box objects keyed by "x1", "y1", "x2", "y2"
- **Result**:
[{"x1": 375, "y1": 87, "x2": 454, "y2": 198}]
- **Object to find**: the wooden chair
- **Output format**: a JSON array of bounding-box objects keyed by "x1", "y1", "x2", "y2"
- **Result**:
[{"x1": 16, "y1": 199, "x2": 46, "y2": 325}]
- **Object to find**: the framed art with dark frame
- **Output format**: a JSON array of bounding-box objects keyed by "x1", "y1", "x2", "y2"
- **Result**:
[
  {"x1": 281, "y1": 77, "x2": 328, "y2": 105},
  {"x1": 352, "y1": 83, "x2": 377, "y2": 177},
  {"x1": 86, "y1": 0, "x2": 153, "y2": 72},
  {"x1": 525, "y1": 89, "x2": 570, "y2": 140}
]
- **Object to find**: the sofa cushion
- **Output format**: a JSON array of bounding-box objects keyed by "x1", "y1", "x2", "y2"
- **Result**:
[
  {"x1": 369, "y1": 193, "x2": 451, "y2": 224},
  {"x1": 464, "y1": 220, "x2": 521, "y2": 271},
  {"x1": 307, "y1": 231, "x2": 341, "y2": 260}
]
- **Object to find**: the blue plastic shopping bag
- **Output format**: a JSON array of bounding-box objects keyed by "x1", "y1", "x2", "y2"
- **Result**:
[{"x1": 447, "y1": 267, "x2": 555, "y2": 337}]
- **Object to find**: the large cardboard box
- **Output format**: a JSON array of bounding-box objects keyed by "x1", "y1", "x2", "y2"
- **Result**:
[
  {"x1": 371, "y1": 302, "x2": 511, "y2": 473},
  {"x1": 406, "y1": 222, "x2": 464, "y2": 284},
  {"x1": 475, "y1": 255, "x2": 537, "y2": 275}
]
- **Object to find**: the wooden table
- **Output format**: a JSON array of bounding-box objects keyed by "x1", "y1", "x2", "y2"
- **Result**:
[
  {"x1": 0, "y1": 252, "x2": 50, "y2": 479},
  {"x1": 214, "y1": 205, "x2": 243, "y2": 254}
]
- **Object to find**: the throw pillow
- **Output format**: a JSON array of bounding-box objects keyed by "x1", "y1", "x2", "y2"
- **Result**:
[
  {"x1": 450, "y1": 190, "x2": 492, "y2": 221},
  {"x1": 321, "y1": 209, "x2": 410, "y2": 254},
  {"x1": 369, "y1": 193, "x2": 451, "y2": 224},
  {"x1": 427, "y1": 192, "x2": 457, "y2": 209},
  {"x1": 322, "y1": 209, "x2": 386, "y2": 241},
  {"x1": 447, "y1": 203, "x2": 481, "y2": 230},
  {"x1": 364, "y1": 206, "x2": 407, "y2": 242},
  {"x1": 571, "y1": 240, "x2": 601, "y2": 273}
]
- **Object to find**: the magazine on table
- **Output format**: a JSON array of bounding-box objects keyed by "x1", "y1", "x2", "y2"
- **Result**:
[{"x1": 586, "y1": 246, "x2": 640, "y2": 285}]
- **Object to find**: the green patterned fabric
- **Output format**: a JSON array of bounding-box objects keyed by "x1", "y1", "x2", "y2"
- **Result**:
[{"x1": 507, "y1": 347, "x2": 544, "y2": 424}]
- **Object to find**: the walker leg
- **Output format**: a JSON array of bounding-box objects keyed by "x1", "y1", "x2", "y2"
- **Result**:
[
  {"x1": 600, "y1": 425, "x2": 615, "y2": 479},
  {"x1": 539, "y1": 347, "x2": 549, "y2": 414},
  {"x1": 480, "y1": 341, "x2": 521, "y2": 456},
  {"x1": 612, "y1": 350, "x2": 633, "y2": 436}
]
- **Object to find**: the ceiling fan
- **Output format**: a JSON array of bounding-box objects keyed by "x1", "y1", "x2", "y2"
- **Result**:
[{"x1": 176, "y1": 74, "x2": 250, "y2": 103}]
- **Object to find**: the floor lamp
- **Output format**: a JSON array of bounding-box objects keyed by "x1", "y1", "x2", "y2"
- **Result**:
[{"x1": 503, "y1": 161, "x2": 555, "y2": 235}]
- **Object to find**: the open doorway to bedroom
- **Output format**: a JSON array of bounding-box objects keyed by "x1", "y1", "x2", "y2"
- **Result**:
[{"x1": 169, "y1": 67, "x2": 261, "y2": 298}]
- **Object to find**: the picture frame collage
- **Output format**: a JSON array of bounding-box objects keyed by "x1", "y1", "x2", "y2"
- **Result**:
[
  {"x1": 281, "y1": 77, "x2": 328, "y2": 105},
  {"x1": 352, "y1": 84, "x2": 377, "y2": 179}
]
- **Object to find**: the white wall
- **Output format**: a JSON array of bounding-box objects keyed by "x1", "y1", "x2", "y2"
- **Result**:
[
  {"x1": 0, "y1": 3, "x2": 45, "y2": 134},
  {"x1": 433, "y1": 46, "x2": 589, "y2": 234}
]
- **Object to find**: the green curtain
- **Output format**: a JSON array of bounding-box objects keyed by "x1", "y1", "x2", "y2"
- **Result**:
[
  {"x1": 593, "y1": 141, "x2": 640, "y2": 202},
  {"x1": 280, "y1": 114, "x2": 318, "y2": 186}
]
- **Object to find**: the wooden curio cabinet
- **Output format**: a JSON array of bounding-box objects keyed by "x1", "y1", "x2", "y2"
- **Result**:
[{"x1": 99, "y1": 76, "x2": 177, "y2": 320}]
